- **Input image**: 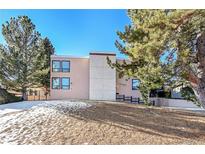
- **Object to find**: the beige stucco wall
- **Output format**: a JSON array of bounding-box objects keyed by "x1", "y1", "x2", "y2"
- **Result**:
[
  {"x1": 115, "y1": 59, "x2": 141, "y2": 98},
  {"x1": 89, "y1": 53, "x2": 116, "y2": 100},
  {"x1": 49, "y1": 55, "x2": 89, "y2": 100},
  {"x1": 116, "y1": 75, "x2": 141, "y2": 98}
]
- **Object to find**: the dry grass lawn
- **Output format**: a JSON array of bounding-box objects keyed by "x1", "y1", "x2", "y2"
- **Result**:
[
  {"x1": 67, "y1": 103, "x2": 205, "y2": 144},
  {"x1": 1, "y1": 102, "x2": 205, "y2": 144}
]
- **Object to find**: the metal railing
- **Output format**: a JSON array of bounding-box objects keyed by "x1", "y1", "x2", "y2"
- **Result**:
[{"x1": 116, "y1": 94, "x2": 155, "y2": 105}]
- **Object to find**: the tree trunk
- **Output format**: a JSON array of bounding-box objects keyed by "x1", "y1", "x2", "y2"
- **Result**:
[
  {"x1": 45, "y1": 86, "x2": 49, "y2": 100},
  {"x1": 193, "y1": 87, "x2": 205, "y2": 108},
  {"x1": 193, "y1": 32, "x2": 205, "y2": 108},
  {"x1": 22, "y1": 87, "x2": 27, "y2": 101}
]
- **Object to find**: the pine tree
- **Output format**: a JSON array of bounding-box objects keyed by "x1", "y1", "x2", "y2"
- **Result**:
[
  {"x1": 108, "y1": 10, "x2": 205, "y2": 108},
  {"x1": 34, "y1": 37, "x2": 55, "y2": 98},
  {"x1": 0, "y1": 16, "x2": 52, "y2": 100}
]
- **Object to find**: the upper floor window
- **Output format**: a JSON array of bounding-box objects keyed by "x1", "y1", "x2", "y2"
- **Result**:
[
  {"x1": 52, "y1": 61, "x2": 61, "y2": 72},
  {"x1": 62, "y1": 61, "x2": 70, "y2": 72},
  {"x1": 52, "y1": 77, "x2": 60, "y2": 89},
  {"x1": 132, "y1": 79, "x2": 140, "y2": 90},
  {"x1": 52, "y1": 60, "x2": 70, "y2": 72},
  {"x1": 62, "y1": 77, "x2": 70, "y2": 89}
]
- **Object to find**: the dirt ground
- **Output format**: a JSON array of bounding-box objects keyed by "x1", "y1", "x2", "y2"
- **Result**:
[{"x1": 0, "y1": 102, "x2": 205, "y2": 144}]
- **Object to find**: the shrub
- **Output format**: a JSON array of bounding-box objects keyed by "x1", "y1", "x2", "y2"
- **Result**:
[{"x1": 0, "y1": 88, "x2": 22, "y2": 105}]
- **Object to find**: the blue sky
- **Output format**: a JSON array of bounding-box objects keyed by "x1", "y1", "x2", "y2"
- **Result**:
[{"x1": 0, "y1": 9, "x2": 130, "y2": 58}]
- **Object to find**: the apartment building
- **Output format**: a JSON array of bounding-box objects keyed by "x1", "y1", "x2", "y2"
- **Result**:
[{"x1": 50, "y1": 52, "x2": 141, "y2": 100}]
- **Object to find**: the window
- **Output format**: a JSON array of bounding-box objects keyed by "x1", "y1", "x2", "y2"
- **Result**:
[
  {"x1": 132, "y1": 79, "x2": 140, "y2": 90},
  {"x1": 52, "y1": 77, "x2": 60, "y2": 89},
  {"x1": 61, "y1": 77, "x2": 70, "y2": 89},
  {"x1": 52, "y1": 60, "x2": 70, "y2": 72},
  {"x1": 62, "y1": 61, "x2": 70, "y2": 72},
  {"x1": 52, "y1": 60, "x2": 61, "y2": 72}
]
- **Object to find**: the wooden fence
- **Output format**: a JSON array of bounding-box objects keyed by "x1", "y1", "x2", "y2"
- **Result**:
[{"x1": 26, "y1": 89, "x2": 49, "y2": 101}]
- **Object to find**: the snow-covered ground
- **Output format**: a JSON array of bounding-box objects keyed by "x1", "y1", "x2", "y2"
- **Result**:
[
  {"x1": 0, "y1": 101, "x2": 42, "y2": 115},
  {"x1": 0, "y1": 100, "x2": 92, "y2": 144},
  {"x1": 0, "y1": 100, "x2": 90, "y2": 115}
]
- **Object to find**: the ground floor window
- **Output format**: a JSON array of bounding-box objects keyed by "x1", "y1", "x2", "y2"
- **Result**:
[
  {"x1": 132, "y1": 79, "x2": 140, "y2": 90},
  {"x1": 52, "y1": 77, "x2": 70, "y2": 89},
  {"x1": 52, "y1": 77, "x2": 60, "y2": 89},
  {"x1": 61, "y1": 77, "x2": 70, "y2": 89}
]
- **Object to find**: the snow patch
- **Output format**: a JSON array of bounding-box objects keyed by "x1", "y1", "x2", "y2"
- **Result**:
[
  {"x1": 0, "y1": 100, "x2": 90, "y2": 115},
  {"x1": 0, "y1": 100, "x2": 92, "y2": 144},
  {"x1": 0, "y1": 101, "x2": 43, "y2": 115}
]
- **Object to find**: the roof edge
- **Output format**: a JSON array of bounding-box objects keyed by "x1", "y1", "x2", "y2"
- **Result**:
[
  {"x1": 89, "y1": 52, "x2": 116, "y2": 56},
  {"x1": 51, "y1": 54, "x2": 89, "y2": 59}
]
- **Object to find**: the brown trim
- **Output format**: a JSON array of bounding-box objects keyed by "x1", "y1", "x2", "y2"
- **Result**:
[{"x1": 89, "y1": 52, "x2": 116, "y2": 56}]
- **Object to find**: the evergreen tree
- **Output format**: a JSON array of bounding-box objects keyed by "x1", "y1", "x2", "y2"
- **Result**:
[
  {"x1": 0, "y1": 16, "x2": 53, "y2": 100},
  {"x1": 35, "y1": 37, "x2": 55, "y2": 98},
  {"x1": 108, "y1": 10, "x2": 205, "y2": 108}
]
